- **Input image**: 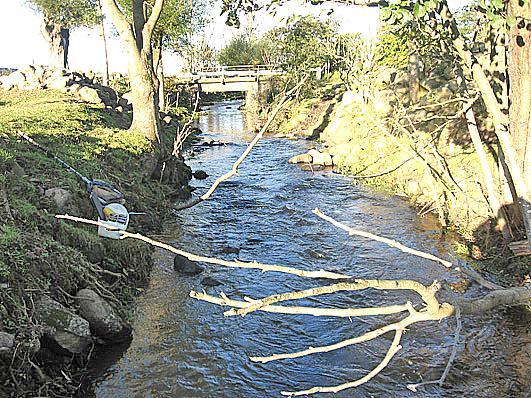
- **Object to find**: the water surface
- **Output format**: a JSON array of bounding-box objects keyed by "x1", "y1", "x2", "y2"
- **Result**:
[{"x1": 94, "y1": 100, "x2": 529, "y2": 398}]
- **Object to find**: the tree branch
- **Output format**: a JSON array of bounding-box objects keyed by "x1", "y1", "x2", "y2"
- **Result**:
[
  {"x1": 143, "y1": 0, "x2": 165, "y2": 47},
  {"x1": 190, "y1": 290, "x2": 411, "y2": 318},
  {"x1": 55, "y1": 214, "x2": 351, "y2": 280},
  {"x1": 313, "y1": 208, "x2": 452, "y2": 267},
  {"x1": 281, "y1": 328, "x2": 403, "y2": 396},
  {"x1": 174, "y1": 74, "x2": 311, "y2": 211},
  {"x1": 100, "y1": 0, "x2": 133, "y2": 42},
  {"x1": 226, "y1": 279, "x2": 443, "y2": 317}
]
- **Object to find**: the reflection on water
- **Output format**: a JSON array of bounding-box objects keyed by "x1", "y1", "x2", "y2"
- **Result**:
[{"x1": 94, "y1": 100, "x2": 529, "y2": 398}]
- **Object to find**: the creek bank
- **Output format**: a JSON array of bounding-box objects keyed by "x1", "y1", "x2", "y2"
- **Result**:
[
  {"x1": 0, "y1": 82, "x2": 193, "y2": 397},
  {"x1": 271, "y1": 70, "x2": 529, "y2": 286}
]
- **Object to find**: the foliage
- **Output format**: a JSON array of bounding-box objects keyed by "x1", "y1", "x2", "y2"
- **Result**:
[
  {"x1": 265, "y1": 15, "x2": 338, "y2": 74},
  {"x1": 374, "y1": 27, "x2": 409, "y2": 69},
  {"x1": 217, "y1": 34, "x2": 271, "y2": 66},
  {"x1": 28, "y1": 0, "x2": 99, "y2": 28}
]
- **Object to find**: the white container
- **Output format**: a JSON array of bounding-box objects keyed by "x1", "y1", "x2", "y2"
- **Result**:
[{"x1": 97, "y1": 203, "x2": 129, "y2": 239}]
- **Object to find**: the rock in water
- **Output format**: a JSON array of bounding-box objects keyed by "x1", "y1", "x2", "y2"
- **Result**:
[
  {"x1": 288, "y1": 153, "x2": 313, "y2": 164},
  {"x1": 34, "y1": 296, "x2": 91, "y2": 354},
  {"x1": 221, "y1": 246, "x2": 240, "y2": 254},
  {"x1": 76, "y1": 289, "x2": 132, "y2": 343},
  {"x1": 193, "y1": 170, "x2": 208, "y2": 180},
  {"x1": 201, "y1": 277, "x2": 222, "y2": 287},
  {"x1": 173, "y1": 254, "x2": 203, "y2": 275}
]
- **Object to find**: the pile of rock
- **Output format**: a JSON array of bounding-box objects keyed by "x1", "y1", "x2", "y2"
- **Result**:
[
  {"x1": 288, "y1": 148, "x2": 334, "y2": 171},
  {"x1": 0, "y1": 65, "x2": 130, "y2": 110},
  {"x1": 33, "y1": 290, "x2": 132, "y2": 355}
]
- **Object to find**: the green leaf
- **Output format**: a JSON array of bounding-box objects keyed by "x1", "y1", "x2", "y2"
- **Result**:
[
  {"x1": 491, "y1": 0, "x2": 504, "y2": 9},
  {"x1": 413, "y1": 3, "x2": 427, "y2": 18},
  {"x1": 380, "y1": 7, "x2": 392, "y2": 21},
  {"x1": 506, "y1": 15, "x2": 517, "y2": 27}
]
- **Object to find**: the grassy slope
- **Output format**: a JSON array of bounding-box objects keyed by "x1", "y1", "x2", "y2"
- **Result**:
[{"x1": 0, "y1": 89, "x2": 181, "y2": 396}]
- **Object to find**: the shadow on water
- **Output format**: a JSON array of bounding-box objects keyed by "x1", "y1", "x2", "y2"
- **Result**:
[{"x1": 88, "y1": 100, "x2": 530, "y2": 398}]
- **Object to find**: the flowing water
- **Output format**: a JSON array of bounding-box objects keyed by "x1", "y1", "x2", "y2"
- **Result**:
[{"x1": 93, "y1": 100, "x2": 529, "y2": 398}]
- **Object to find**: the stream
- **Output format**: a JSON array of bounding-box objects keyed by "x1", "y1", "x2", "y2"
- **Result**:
[{"x1": 92, "y1": 100, "x2": 529, "y2": 398}]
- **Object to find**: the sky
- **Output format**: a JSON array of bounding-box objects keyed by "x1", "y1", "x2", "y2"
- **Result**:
[{"x1": 0, "y1": 0, "x2": 465, "y2": 74}]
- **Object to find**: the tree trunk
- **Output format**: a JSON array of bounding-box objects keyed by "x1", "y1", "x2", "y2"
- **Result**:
[
  {"x1": 439, "y1": 1, "x2": 530, "y2": 245},
  {"x1": 128, "y1": 49, "x2": 161, "y2": 145},
  {"x1": 98, "y1": 0, "x2": 110, "y2": 86},
  {"x1": 153, "y1": 39, "x2": 166, "y2": 112},
  {"x1": 507, "y1": 0, "x2": 531, "y2": 245},
  {"x1": 408, "y1": 28, "x2": 420, "y2": 103},
  {"x1": 40, "y1": 16, "x2": 70, "y2": 69},
  {"x1": 100, "y1": 0, "x2": 165, "y2": 146}
]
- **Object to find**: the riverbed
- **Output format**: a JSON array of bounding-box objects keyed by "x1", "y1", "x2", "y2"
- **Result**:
[{"x1": 92, "y1": 100, "x2": 529, "y2": 398}]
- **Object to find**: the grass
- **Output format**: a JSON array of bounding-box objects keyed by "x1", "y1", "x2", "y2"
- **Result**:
[{"x1": 0, "y1": 88, "x2": 181, "y2": 397}]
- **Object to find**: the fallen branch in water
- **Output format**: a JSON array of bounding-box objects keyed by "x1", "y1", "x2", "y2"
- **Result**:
[
  {"x1": 175, "y1": 74, "x2": 311, "y2": 211},
  {"x1": 55, "y1": 214, "x2": 350, "y2": 280},
  {"x1": 56, "y1": 214, "x2": 530, "y2": 397},
  {"x1": 313, "y1": 208, "x2": 452, "y2": 267},
  {"x1": 312, "y1": 208, "x2": 502, "y2": 290},
  {"x1": 407, "y1": 306, "x2": 462, "y2": 391}
]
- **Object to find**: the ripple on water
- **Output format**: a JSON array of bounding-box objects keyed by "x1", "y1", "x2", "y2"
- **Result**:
[{"x1": 92, "y1": 100, "x2": 529, "y2": 398}]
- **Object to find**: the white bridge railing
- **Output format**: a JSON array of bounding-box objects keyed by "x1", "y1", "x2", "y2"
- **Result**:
[{"x1": 175, "y1": 65, "x2": 285, "y2": 81}]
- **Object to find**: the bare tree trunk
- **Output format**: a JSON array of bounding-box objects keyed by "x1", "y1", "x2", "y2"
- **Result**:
[
  {"x1": 507, "y1": 0, "x2": 531, "y2": 245},
  {"x1": 98, "y1": 0, "x2": 110, "y2": 86},
  {"x1": 465, "y1": 107, "x2": 510, "y2": 237},
  {"x1": 153, "y1": 38, "x2": 166, "y2": 112},
  {"x1": 40, "y1": 16, "x2": 70, "y2": 69},
  {"x1": 439, "y1": 0, "x2": 530, "y2": 245},
  {"x1": 128, "y1": 49, "x2": 161, "y2": 144}
]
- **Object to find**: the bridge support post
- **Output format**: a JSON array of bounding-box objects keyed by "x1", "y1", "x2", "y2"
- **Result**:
[{"x1": 245, "y1": 80, "x2": 271, "y2": 129}]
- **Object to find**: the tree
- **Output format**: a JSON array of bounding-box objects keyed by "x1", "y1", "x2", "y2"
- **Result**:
[
  {"x1": 100, "y1": 0, "x2": 166, "y2": 145},
  {"x1": 217, "y1": 34, "x2": 271, "y2": 66},
  {"x1": 29, "y1": 0, "x2": 99, "y2": 68},
  {"x1": 153, "y1": 0, "x2": 209, "y2": 111},
  {"x1": 265, "y1": 15, "x2": 338, "y2": 76}
]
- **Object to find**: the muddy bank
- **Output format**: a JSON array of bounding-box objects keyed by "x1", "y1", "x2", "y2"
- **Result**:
[{"x1": 0, "y1": 88, "x2": 192, "y2": 397}]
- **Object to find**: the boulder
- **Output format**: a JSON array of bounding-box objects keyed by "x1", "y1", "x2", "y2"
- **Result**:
[
  {"x1": 300, "y1": 164, "x2": 324, "y2": 172},
  {"x1": 221, "y1": 246, "x2": 240, "y2": 254},
  {"x1": 405, "y1": 180, "x2": 421, "y2": 196},
  {"x1": 47, "y1": 76, "x2": 72, "y2": 90},
  {"x1": 34, "y1": 296, "x2": 91, "y2": 354},
  {"x1": 119, "y1": 92, "x2": 133, "y2": 108},
  {"x1": 1, "y1": 71, "x2": 27, "y2": 90},
  {"x1": 288, "y1": 153, "x2": 313, "y2": 164},
  {"x1": 11, "y1": 161, "x2": 26, "y2": 177},
  {"x1": 0, "y1": 332, "x2": 14, "y2": 355},
  {"x1": 92, "y1": 84, "x2": 117, "y2": 106},
  {"x1": 76, "y1": 289, "x2": 131, "y2": 342},
  {"x1": 163, "y1": 115, "x2": 173, "y2": 125},
  {"x1": 77, "y1": 86, "x2": 104, "y2": 105},
  {"x1": 44, "y1": 187, "x2": 78, "y2": 214},
  {"x1": 173, "y1": 254, "x2": 203, "y2": 275},
  {"x1": 193, "y1": 170, "x2": 208, "y2": 180},
  {"x1": 308, "y1": 149, "x2": 333, "y2": 166}
]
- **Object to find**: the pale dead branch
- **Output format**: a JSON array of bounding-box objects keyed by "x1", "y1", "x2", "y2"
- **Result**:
[
  {"x1": 313, "y1": 208, "x2": 453, "y2": 267},
  {"x1": 190, "y1": 290, "x2": 410, "y2": 318},
  {"x1": 281, "y1": 329, "x2": 404, "y2": 396},
  {"x1": 55, "y1": 214, "x2": 350, "y2": 280},
  {"x1": 174, "y1": 74, "x2": 311, "y2": 211},
  {"x1": 313, "y1": 208, "x2": 502, "y2": 290}
]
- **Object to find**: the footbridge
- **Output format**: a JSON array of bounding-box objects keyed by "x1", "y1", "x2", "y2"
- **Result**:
[{"x1": 174, "y1": 65, "x2": 284, "y2": 93}]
